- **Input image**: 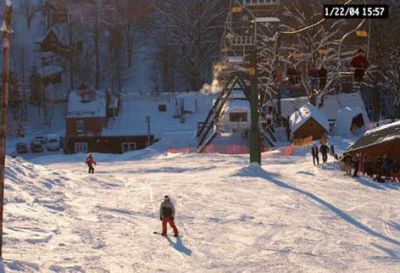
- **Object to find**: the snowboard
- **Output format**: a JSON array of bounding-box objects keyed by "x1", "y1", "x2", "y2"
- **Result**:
[{"x1": 153, "y1": 231, "x2": 182, "y2": 238}]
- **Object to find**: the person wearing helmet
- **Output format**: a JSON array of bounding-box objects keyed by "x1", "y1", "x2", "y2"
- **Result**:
[
  {"x1": 85, "y1": 153, "x2": 96, "y2": 174},
  {"x1": 159, "y1": 195, "x2": 179, "y2": 237}
]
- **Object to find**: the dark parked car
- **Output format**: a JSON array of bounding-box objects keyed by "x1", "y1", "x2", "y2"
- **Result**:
[
  {"x1": 30, "y1": 141, "x2": 44, "y2": 153},
  {"x1": 16, "y1": 142, "x2": 28, "y2": 154}
]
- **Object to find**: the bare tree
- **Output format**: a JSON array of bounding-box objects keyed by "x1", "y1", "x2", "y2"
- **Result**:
[
  {"x1": 19, "y1": 0, "x2": 37, "y2": 29},
  {"x1": 156, "y1": 0, "x2": 226, "y2": 91}
]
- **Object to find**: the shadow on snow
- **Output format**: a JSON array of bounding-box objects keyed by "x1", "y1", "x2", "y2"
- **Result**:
[
  {"x1": 235, "y1": 165, "x2": 400, "y2": 248},
  {"x1": 166, "y1": 236, "x2": 192, "y2": 256}
]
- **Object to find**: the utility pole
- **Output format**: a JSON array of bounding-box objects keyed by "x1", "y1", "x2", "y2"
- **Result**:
[
  {"x1": 0, "y1": 0, "x2": 13, "y2": 258},
  {"x1": 249, "y1": 47, "x2": 261, "y2": 164}
]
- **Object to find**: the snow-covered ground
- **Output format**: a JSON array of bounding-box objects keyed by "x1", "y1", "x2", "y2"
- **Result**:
[{"x1": 3, "y1": 137, "x2": 400, "y2": 272}]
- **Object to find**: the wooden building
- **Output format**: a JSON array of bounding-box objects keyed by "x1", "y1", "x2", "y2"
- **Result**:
[
  {"x1": 347, "y1": 121, "x2": 400, "y2": 161},
  {"x1": 289, "y1": 103, "x2": 329, "y2": 141},
  {"x1": 64, "y1": 85, "x2": 153, "y2": 154},
  {"x1": 65, "y1": 135, "x2": 154, "y2": 154}
]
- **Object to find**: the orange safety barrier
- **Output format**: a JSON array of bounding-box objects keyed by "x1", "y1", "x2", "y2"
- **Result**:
[{"x1": 168, "y1": 145, "x2": 271, "y2": 155}]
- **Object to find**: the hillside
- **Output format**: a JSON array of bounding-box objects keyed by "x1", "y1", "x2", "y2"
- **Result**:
[{"x1": 2, "y1": 142, "x2": 400, "y2": 273}]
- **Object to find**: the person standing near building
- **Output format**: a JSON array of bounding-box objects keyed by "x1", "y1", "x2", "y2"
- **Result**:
[
  {"x1": 320, "y1": 143, "x2": 329, "y2": 163},
  {"x1": 353, "y1": 154, "x2": 360, "y2": 177},
  {"x1": 343, "y1": 154, "x2": 353, "y2": 175},
  {"x1": 311, "y1": 144, "x2": 320, "y2": 166},
  {"x1": 159, "y1": 195, "x2": 179, "y2": 237}
]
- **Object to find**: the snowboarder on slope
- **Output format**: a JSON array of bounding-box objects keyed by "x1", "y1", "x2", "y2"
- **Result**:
[
  {"x1": 159, "y1": 195, "x2": 179, "y2": 237},
  {"x1": 320, "y1": 143, "x2": 329, "y2": 163},
  {"x1": 311, "y1": 144, "x2": 320, "y2": 166},
  {"x1": 85, "y1": 153, "x2": 96, "y2": 174}
]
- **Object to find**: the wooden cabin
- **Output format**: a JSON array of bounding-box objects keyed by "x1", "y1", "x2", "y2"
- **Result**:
[
  {"x1": 289, "y1": 103, "x2": 329, "y2": 141},
  {"x1": 347, "y1": 121, "x2": 400, "y2": 161}
]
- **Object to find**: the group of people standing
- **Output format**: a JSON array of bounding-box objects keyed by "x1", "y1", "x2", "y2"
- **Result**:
[
  {"x1": 342, "y1": 153, "x2": 400, "y2": 182},
  {"x1": 311, "y1": 143, "x2": 335, "y2": 166}
]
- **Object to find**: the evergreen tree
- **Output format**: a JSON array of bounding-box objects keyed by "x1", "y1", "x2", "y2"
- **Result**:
[
  {"x1": 9, "y1": 74, "x2": 25, "y2": 137},
  {"x1": 28, "y1": 66, "x2": 45, "y2": 108}
]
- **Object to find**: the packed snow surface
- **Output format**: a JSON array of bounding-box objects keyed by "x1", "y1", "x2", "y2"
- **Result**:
[{"x1": 3, "y1": 141, "x2": 400, "y2": 272}]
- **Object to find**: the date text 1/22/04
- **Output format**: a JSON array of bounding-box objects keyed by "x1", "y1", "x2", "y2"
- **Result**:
[{"x1": 324, "y1": 5, "x2": 389, "y2": 19}]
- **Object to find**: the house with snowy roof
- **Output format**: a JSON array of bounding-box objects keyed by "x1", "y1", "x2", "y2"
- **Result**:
[
  {"x1": 35, "y1": 26, "x2": 82, "y2": 87},
  {"x1": 347, "y1": 121, "x2": 400, "y2": 161},
  {"x1": 277, "y1": 92, "x2": 369, "y2": 132},
  {"x1": 64, "y1": 84, "x2": 153, "y2": 154},
  {"x1": 331, "y1": 106, "x2": 369, "y2": 137},
  {"x1": 289, "y1": 103, "x2": 329, "y2": 141}
]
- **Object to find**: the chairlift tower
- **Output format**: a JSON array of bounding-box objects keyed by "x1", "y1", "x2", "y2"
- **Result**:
[{"x1": 218, "y1": 0, "x2": 282, "y2": 164}]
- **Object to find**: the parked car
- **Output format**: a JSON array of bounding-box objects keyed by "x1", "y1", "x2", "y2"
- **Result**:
[
  {"x1": 33, "y1": 135, "x2": 47, "y2": 145},
  {"x1": 46, "y1": 134, "x2": 61, "y2": 151},
  {"x1": 16, "y1": 142, "x2": 28, "y2": 154},
  {"x1": 30, "y1": 141, "x2": 44, "y2": 153}
]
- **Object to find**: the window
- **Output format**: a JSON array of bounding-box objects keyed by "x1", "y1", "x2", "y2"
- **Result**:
[
  {"x1": 76, "y1": 120, "x2": 85, "y2": 134},
  {"x1": 122, "y1": 142, "x2": 137, "y2": 153},
  {"x1": 230, "y1": 112, "x2": 248, "y2": 122},
  {"x1": 74, "y1": 142, "x2": 88, "y2": 154}
]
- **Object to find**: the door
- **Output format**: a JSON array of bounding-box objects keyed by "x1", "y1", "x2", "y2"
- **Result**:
[
  {"x1": 122, "y1": 142, "x2": 137, "y2": 153},
  {"x1": 74, "y1": 142, "x2": 88, "y2": 154}
]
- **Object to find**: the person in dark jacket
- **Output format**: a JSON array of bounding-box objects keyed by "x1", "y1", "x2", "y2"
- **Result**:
[
  {"x1": 320, "y1": 144, "x2": 329, "y2": 163},
  {"x1": 308, "y1": 64, "x2": 319, "y2": 90},
  {"x1": 159, "y1": 195, "x2": 179, "y2": 237},
  {"x1": 382, "y1": 155, "x2": 393, "y2": 179},
  {"x1": 330, "y1": 144, "x2": 335, "y2": 157},
  {"x1": 353, "y1": 154, "x2": 360, "y2": 177},
  {"x1": 311, "y1": 144, "x2": 319, "y2": 166},
  {"x1": 318, "y1": 65, "x2": 327, "y2": 90},
  {"x1": 85, "y1": 153, "x2": 96, "y2": 174},
  {"x1": 351, "y1": 49, "x2": 369, "y2": 83},
  {"x1": 343, "y1": 154, "x2": 353, "y2": 175}
]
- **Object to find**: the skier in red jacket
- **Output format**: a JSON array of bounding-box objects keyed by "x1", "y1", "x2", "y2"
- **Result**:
[
  {"x1": 159, "y1": 195, "x2": 179, "y2": 237},
  {"x1": 85, "y1": 153, "x2": 96, "y2": 174},
  {"x1": 350, "y1": 49, "x2": 369, "y2": 83}
]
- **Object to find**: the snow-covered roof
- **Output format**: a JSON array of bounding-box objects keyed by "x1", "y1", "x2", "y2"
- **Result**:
[
  {"x1": 289, "y1": 103, "x2": 329, "y2": 133},
  {"x1": 332, "y1": 106, "x2": 368, "y2": 137},
  {"x1": 38, "y1": 65, "x2": 63, "y2": 77},
  {"x1": 278, "y1": 93, "x2": 368, "y2": 122},
  {"x1": 35, "y1": 26, "x2": 68, "y2": 45},
  {"x1": 349, "y1": 121, "x2": 400, "y2": 151},
  {"x1": 103, "y1": 92, "x2": 214, "y2": 137},
  {"x1": 67, "y1": 90, "x2": 107, "y2": 118}
]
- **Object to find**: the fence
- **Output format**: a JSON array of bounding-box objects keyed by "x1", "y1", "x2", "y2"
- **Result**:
[{"x1": 167, "y1": 144, "x2": 295, "y2": 156}]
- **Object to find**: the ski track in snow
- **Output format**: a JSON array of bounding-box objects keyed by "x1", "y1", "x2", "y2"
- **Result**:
[{"x1": 2, "y1": 149, "x2": 400, "y2": 273}]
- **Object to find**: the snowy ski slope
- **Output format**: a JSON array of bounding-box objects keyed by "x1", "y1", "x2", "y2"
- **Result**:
[{"x1": 2, "y1": 142, "x2": 400, "y2": 272}]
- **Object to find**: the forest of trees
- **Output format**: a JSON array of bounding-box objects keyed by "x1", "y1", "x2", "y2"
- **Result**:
[{"x1": 4, "y1": 0, "x2": 400, "y2": 134}]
